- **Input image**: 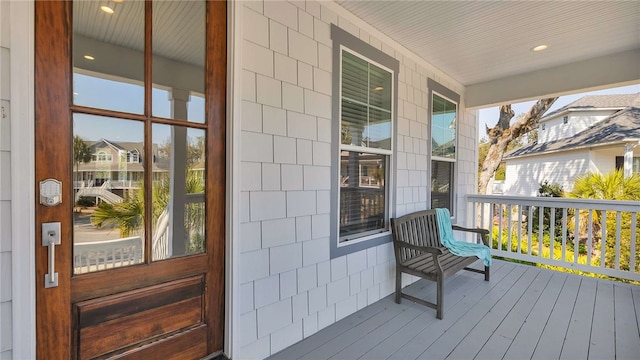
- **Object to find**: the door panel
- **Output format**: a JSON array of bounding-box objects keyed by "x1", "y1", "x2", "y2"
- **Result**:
[{"x1": 35, "y1": 1, "x2": 226, "y2": 358}]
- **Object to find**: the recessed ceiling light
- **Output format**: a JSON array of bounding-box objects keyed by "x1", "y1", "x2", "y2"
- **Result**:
[
  {"x1": 374, "y1": 86, "x2": 384, "y2": 91},
  {"x1": 100, "y1": 6, "x2": 114, "y2": 14},
  {"x1": 531, "y1": 44, "x2": 548, "y2": 52},
  {"x1": 112, "y1": 0, "x2": 124, "y2": 3},
  {"x1": 84, "y1": 55, "x2": 95, "y2": 60}
]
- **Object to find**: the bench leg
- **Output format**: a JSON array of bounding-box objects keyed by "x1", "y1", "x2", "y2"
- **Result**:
[
  {"x1": 395, "y1": 268, "x2": 402, "y2": 304},
  {"x1": 484, "y1": 265, "x2": 490, "y2": 281},
  {"x1": 436, "y1": 275, "x2": 443, "y2": 320}
]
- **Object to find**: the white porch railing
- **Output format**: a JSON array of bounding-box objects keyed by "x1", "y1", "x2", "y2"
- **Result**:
[
  {"x1": 466, "y1": 195, "x2": 640, "y2": 282},
  {"x1": 74, "y1": 236, "x2": 143, "y2": 274}
]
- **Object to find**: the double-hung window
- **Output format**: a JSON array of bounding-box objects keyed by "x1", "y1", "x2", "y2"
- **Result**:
[
  {"x1": 428, "y1": 79, "x2": 459, "y2": 213},
  {"x1": 331, "y1": 25, "x2": 399, "y2": 258}
]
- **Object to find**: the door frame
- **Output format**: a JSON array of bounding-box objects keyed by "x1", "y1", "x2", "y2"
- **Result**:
[{"x1": 9, "y1": 1, "x2": 37, "y2": 359}]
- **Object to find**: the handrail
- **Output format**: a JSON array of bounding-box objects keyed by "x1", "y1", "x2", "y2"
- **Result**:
[{"x1": 466, "y1": 194, "x2": 639, "y2": 281}]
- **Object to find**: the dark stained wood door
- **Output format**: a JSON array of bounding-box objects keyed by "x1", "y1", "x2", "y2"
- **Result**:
[{"x1": 34, "y1": 1, "x2": 226, "y2": 359}]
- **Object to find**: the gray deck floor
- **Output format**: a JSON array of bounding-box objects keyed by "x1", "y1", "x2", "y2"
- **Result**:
[{"x1": 270, "y1": 259, "x2": 640, "y2": 360}]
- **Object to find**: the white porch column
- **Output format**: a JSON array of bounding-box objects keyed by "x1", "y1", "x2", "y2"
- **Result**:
[
  {"x1": 623, "y1": 143, "x2": 635, "y2": 178},
  {"x1": 168, "y1": 88, "x2": 190, "y2": 256}
]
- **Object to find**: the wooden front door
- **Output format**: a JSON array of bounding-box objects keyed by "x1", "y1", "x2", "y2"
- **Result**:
[{"x1": 34, "y1": 1, "x2": 226, "y2": 358}]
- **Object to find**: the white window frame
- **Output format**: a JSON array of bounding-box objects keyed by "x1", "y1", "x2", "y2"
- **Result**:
[{"x1": 337, "y1": 46, "x2": 395, "y2": 246}]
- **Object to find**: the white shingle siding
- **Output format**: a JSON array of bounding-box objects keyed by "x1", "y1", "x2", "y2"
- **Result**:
[
  {"x1": 237, "y1": 1, "x2": 474, "y2": 358},
  {"x1": 0, "y1": 1, "x2": 11, "y2": 356},
  {"x1": 234, "y1": 6, "x2": 470, "y2": 358},
  {"x1": 504, "y1": 151, "x2": 590, "y2": 196}
]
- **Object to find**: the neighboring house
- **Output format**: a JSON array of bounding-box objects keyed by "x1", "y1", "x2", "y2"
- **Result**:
[
  {"x1": 503, "y1": 94, "x2": 640, "y2": 196},
  {"x1": 0, "y1": 1, "x2": 638, "y2": 360},
  {"x1": 74, "y1": 139, "x2": 164, "y2": 193}
]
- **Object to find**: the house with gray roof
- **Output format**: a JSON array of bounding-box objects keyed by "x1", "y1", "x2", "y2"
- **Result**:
[{"x1": 502, "y1": 93, "x2": 640, "y2": 196}]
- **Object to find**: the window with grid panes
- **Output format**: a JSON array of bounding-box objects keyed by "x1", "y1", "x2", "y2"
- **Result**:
[
  {"x1": 339, "y1": 48, "x2": 393, "y2": 241},
  {"x1": 430, "y1": 90, "x2": 458, "y2": 213}
]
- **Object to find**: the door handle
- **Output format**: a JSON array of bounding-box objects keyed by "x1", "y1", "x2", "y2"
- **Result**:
[{"x1": 42, "y1": 222, "x2": 61, "y2": 288}]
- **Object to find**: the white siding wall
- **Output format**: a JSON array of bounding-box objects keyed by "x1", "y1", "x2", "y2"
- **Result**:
[
  {"x1": 538, "y1": 110, "x2": 614, "y2": 144},
  {"x1": 590, "y1": 147, "x2": 625, "y2": 174},
  {"x1": 504, "y1": 151, "x2": 590, "y2": 196},
  {"x1": 0, "y1": 1, "x2": 12, "y2": 358},
  {"x1": 235, "y1": 1, "x2": 474, "y2": 358}
]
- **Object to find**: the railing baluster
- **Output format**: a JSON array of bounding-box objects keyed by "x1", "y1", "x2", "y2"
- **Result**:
[
  {"x1": 574, "y1": 207, "x2": 580, "y2": 264},
  {"x1": 615, "y1": 211, "x2": 621, "y2": 270},
  {"x1": 528, "y1": 206, "x2": 533, "y2": 256},
  {"x1": 587, "y1": 210, "x2": 593, "y2": 266},
  {"x1": 631, "y1": 212, "x2": 637, "y2": 273},
  {"x1": 489, "y1": 204, "x2": 494, "y2": 250},
  {"x1": 562, "y1": 208, "x2": 567, "y2": 262},
  {"x1": 498, "y1": 205, "x2": 503, "y2": 251},
  {"x1": 507, "y1": 204, "x2": 513, "y2": 252},
  {"x1": 601, "y1": 210, "x2": 607, "y2": 268},
  {"x1": 538, "y1": 206, "x2": 543, "y2": 258},
  {"x1": 517, "y1": 205, "x2": 522, "y2": 254},
  {"x1": 550, "y1": 207, "x2": 556, "y2": 260}
]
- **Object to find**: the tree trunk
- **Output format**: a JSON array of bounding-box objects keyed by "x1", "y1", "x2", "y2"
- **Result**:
[{"x1": 478, "y1": 98, "x2": 558, "y2": 195}]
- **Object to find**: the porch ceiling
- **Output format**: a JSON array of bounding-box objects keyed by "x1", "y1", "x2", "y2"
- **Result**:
[{"x1": 337, "y1": 1, "x2": 640, "y2": 107}]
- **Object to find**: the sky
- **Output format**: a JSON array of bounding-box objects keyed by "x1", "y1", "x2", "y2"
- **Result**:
[{"x1": 477, "y1": 83, "x2": 640, "y2": 140}]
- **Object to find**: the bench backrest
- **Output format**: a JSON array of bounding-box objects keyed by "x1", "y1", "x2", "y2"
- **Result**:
[{"x1": 391, "y1": 210, "x2": 442, "y2": 264}]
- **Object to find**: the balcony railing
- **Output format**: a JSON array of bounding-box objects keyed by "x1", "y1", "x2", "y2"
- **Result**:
[{"x1": 467, "y1": 195, "x2": 640, "y2": 282}]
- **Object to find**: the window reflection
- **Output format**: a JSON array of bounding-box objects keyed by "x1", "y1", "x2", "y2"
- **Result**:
[
  {"x1": 151, "y1": 1, "x2": 205, "y2": 123},
  {"x1": 72, "y1": 115, "x2": 145, "y2": 274},
  {"x1": 431, "y1": 93, "x2": 457, "y2": 159},
  {"x1": 152, "y1": 124, "x2": 206, "y2": 260},
  {"x1": 72, "y1": 0, "x2": 145, "y2": 114}
]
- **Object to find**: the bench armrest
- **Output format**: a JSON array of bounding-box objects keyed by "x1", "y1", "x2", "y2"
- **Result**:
[
  {"x1": 394, "y1": 241, "x2": 444, "y2": 255},
  {"x1": 451, "y1": 225, "x2": 490, "y2": 247},
  {"x1": 451, "y1": 225, "x2": 488, "y2": 235}
]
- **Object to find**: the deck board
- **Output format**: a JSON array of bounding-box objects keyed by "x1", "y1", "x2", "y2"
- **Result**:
[
  {"x1": 470, "y1": 269, "x2": 553, "y2": 360},
  {"x1": 589, "y1": 281, "x2": 615, "y2": 360},
  {"x1": 531, "y1": 274, "x2": 582, "y2": 360},
  {"x1": 614, "y1": 285, "x2": 640, "y2": 360},
  {"x1": 268, "y1": 260, "x2": 639, "y2": 360},
  {"x1": 388, "y1": 263, "x2": 528, "y2": 360},
  {"x1": 502, "y1": 272, "x2": 566, "y2": 360},
  {"x1": 560, "y1": 277, "x2": 597, "y2": 360},
  {"x1": 356, "y1": 261, "x2": 510, "y2": 360},
  {"x1": 421, "y1": 265, "x2": 540, "y2": 359}
]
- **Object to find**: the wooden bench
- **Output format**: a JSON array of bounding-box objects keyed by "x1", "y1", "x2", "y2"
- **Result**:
[{"x1": 390, "y1": 209, "x2": 490, "y2": 319}]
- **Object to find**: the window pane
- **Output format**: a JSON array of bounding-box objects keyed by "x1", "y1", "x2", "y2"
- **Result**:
[
  {"x1": 341, "y1": 99, "x2": 367, "y2": 146},
  {"x1": 73, "y1": 1, "x2": 144, "y2": 114},
  {"x1": 431, "y1": 160, "x2": 453, "y2": 211},
  {"x1": 73, "y1": 115, "x2": 145, "y2": 274},
  {"x1": 340, "y1": 151, "x2": 387, "y2": 239},
  {"x1": 152, "y1": 1, "x2": 205, "y2": 123},
  {"x1": 369, "y1": 63, "x2": 392, "y2": 111},
  {"x1": 431, "y1": 94, "x2": 457, "y2": 159},
  {"x1": 152, "y1": 125, "x2": 206, "y2": 260},
  {"x1": 342, "y1": 51, "x2": 368, "y2": 104},
  {"x1": 368, "y1": 108, "x2": 392, "y2": 150}
]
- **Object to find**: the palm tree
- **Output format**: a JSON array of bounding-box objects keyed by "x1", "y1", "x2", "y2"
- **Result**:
[
  {"x1": 73, "y1": 135, "x2": 92, "y2": 183},
  {"x1": 90, "y1": 171, "x2": 205, "y2": 246},
  {"x1": 568, "y1": 169, "x2": 640, "y2": 270}
]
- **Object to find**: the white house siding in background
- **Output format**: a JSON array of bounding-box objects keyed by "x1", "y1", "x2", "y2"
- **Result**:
[
  {"x1": 236, "y1": 1, "x2": 475, "y2": 358},
  {"x1": 538, "y1": 110, "x2": 613, "y2": 143},
  {"x1": 504, "y1": 151, "x2": 590, "y2": 196},
  {"x1": 0, "y1": 1, "x2": 12, "y2": 358}
]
